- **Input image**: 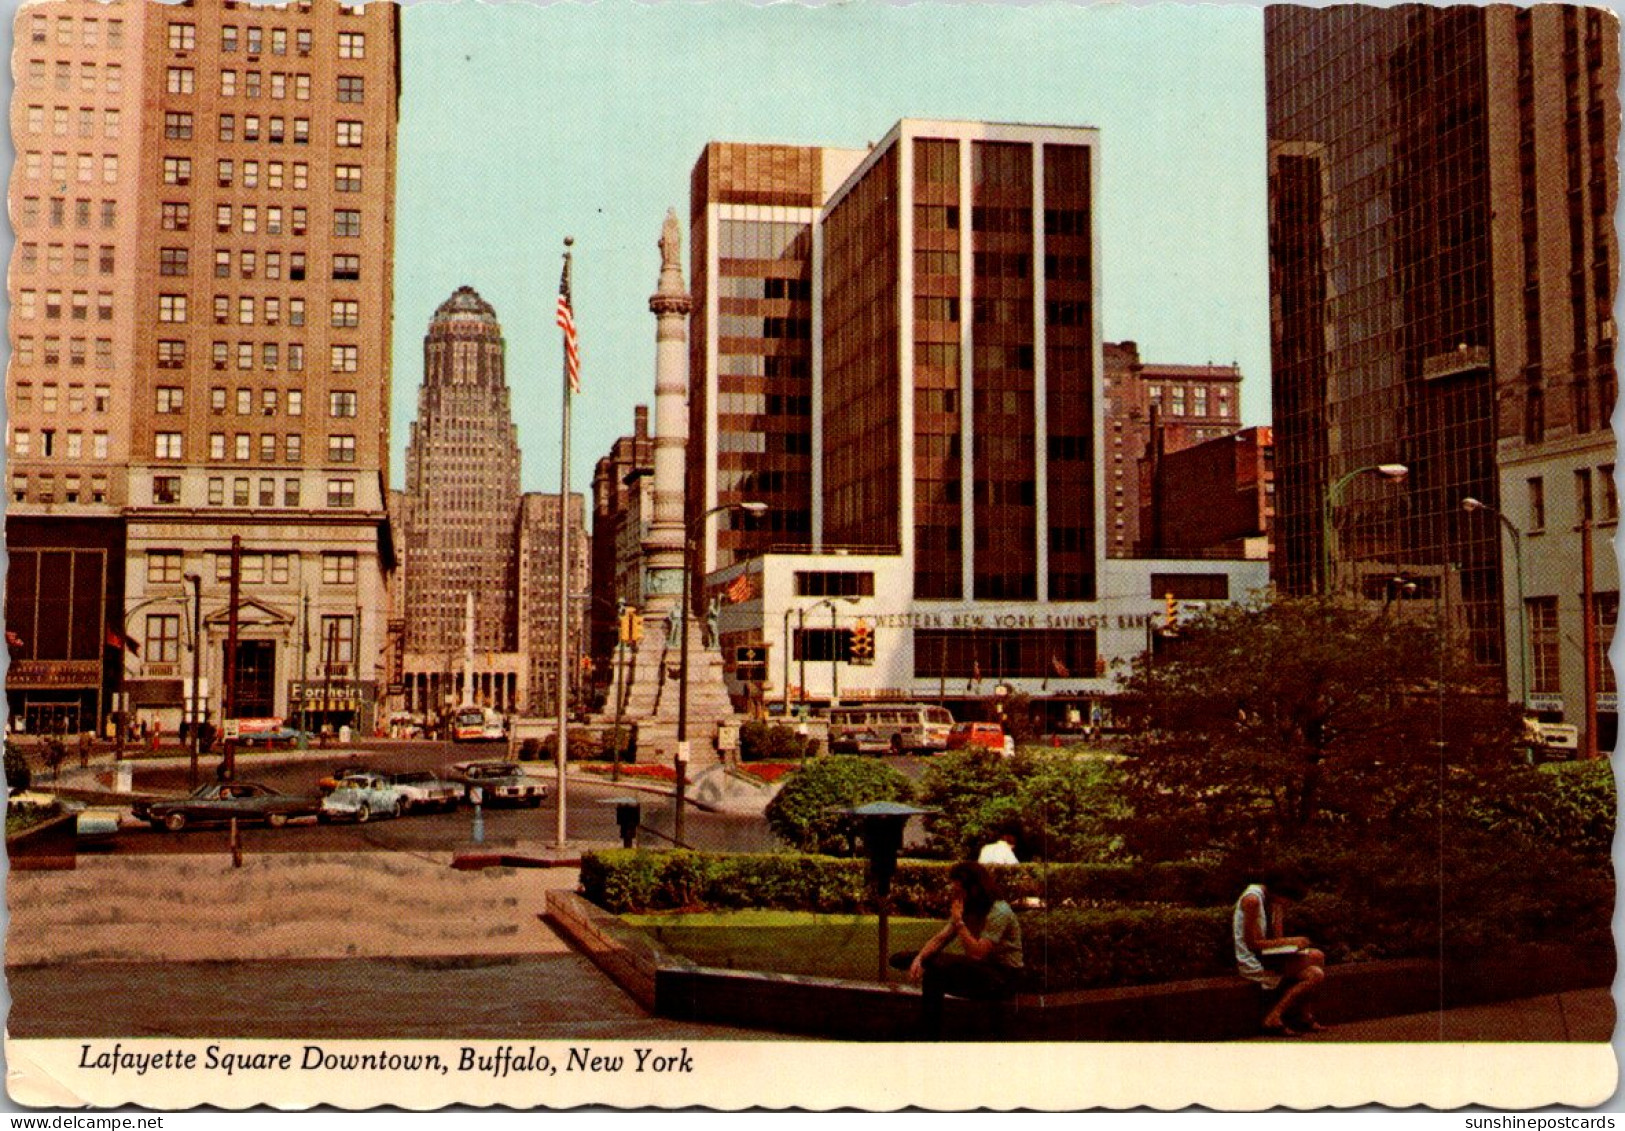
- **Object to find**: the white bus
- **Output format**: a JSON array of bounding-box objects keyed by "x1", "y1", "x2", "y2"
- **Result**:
[
  {"x1": 451, "y1": 705, "x2": 506, "y2": 743},
  {"x1": 828, "y1": 703, "x2": 955, "y2": 754}
]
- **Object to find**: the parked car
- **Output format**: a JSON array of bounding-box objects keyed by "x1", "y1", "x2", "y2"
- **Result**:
[
  {"x1": 318, "y1": 772, "x2": 408, "y2": 823},
  {"x1": 133, "y1": 782, "x2": 320, "y2": 832},
  {"x1": 945, "y1": 721, "x2": 1007, "y2": 752},
  {"x1": 237, "y1": 725, "x2": 311, "y2": 749},
  {"x1": 443, "y1": 761, "x2": 546, "y2": 807},
  {"x1": 387, "y1": 770, "x2": 461, "y2": 813}
]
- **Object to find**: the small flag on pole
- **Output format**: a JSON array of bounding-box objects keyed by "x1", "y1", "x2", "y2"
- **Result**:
[
  {"x1": 557, "y1": 253, "x2": 581, "y2": 395},
  {"x1": 726, "y1": 574, "x2": 752, "y2": 605}
]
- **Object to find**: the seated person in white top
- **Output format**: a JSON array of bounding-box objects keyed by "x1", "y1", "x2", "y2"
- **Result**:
[
  {"x1": 977, "y1": 832, "x2": 1020, "y2": 866},
  {"x1": 1233, "y1": 869, "x2": 1327, "y2": 1036}
]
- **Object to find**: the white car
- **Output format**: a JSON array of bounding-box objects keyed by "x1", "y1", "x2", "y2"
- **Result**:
[
  {"x1": 387, "y1": 770, "x2": 461, "y2": 813},
  {"x1": 318, "y1": 772, "x2": 408, "y2": 823}
]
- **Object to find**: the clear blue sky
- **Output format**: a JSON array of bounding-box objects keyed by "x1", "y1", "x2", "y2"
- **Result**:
[{"x1": 393, "y1": 1, "x2": 1270, "y2": 495}]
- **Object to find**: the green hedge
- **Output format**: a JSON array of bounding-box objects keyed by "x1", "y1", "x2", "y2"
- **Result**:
[
  {"x1": 1023, "y1": 907, "x2": 1233, "y2": 991},
  {"x1": 580, "y1": 851, "x2": 1247, "y2": 917},
  {"x1": 579, "y1": 846, "x2": 1610, "y2": 967}
]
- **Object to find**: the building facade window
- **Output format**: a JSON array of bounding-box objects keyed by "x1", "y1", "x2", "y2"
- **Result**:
[{"x1": 1527, "y1": 597, "x2": 1560, "y2": 695}]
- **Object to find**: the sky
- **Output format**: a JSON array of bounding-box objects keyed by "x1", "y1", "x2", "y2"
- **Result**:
[{"x1": 392, "y1": 1, "x2": 1271, "y2": 495}]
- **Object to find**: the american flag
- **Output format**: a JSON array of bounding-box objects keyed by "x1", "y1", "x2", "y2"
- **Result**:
[
  {"x1": 557, "y1": 257, "x2": 580, "y2": 394},
  {"x1": 1052, "y1": 655, "x2": 1070, "y2": 679},
  {"x1": 726, "y1": 574, "x2": 752, "y2": 605}
]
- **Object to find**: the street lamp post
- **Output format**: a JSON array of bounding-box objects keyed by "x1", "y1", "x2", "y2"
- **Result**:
[
  {"x1": 185, "y1": 573, "x2": 203, "y2": 789},
  {"x1": 1462, "y1": 497, "x2": 1527, "y2": 713},
  {"x1": 1321, "y1": 463, "x2": 1409, "y2": 593},
  {"x1": 781, "y1": 606, "x2": 795, "y2": 717},
  {"x1": 675, "y1": 500, "x2": 766, "y2": 846}
]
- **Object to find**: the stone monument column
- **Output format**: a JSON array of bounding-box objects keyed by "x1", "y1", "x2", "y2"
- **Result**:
[
  {"x1": 607, "y1": 210, "x2": 736, "y2": 765},
  {"x1": 643, "y1": 208, "x2": 691, "y2": 623}
]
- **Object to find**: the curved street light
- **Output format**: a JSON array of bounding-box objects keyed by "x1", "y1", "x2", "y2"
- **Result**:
[
  {"x1": 674, "y1": 499, "x2": 766, "y2": 844},
  {"x1": 1462, "y1": 497, "x2": 1527, "y2": 713},
  {"x1": 1321, "y1": 463, "x2": 1408, "y2": 593}
]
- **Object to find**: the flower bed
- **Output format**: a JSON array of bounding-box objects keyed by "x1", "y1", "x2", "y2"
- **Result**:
[
  {"x1": 576, "y1": 762, "x2": 676, "y2": 783},
  {"x1": 735, "y1": 762, "x2": 796, "y2": 785}
]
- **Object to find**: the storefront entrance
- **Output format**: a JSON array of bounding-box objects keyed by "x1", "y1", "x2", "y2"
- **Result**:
[{"x1": 226, "y1": 640, "x2": 278, "y2": 718}]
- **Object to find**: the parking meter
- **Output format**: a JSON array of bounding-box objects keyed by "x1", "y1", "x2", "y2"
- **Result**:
[{"x1": 599, "y1": 797, "x2": 642, "y2": 849}]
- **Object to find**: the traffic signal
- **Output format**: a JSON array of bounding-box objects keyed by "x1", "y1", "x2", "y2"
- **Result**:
[
  {"x1": 850, "y1": 621, "x2": 875, "y2": 665},
  {"x1": 619, "y1": 606, "x2": 644, "y2": 645}
]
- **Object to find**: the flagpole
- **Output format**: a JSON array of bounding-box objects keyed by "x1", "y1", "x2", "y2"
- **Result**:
[{"x1": 554, "y1": 237, "x2": 575, "y2": 850}]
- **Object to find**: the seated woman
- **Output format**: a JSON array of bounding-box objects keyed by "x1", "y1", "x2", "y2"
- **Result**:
[
  {"x1": 1233, "y1": 868, "x2": 1328, "y2": 1036},
  {"x1": 892, "y1": 861, "x2": 1024, "y2": 1038}
]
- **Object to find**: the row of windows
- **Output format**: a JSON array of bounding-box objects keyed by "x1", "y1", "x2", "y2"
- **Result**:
[
  {"x1": 19, "y1": 151, "x2": 121, "y2": 185},
  {"x1": 172, "y1": 431, "x2": 358, "y2": 465},
  {"x1": 22, "y1": 106, "x2": 121, "y2": 139},
  {"x1": 159, "y1": 294, "x2": 363, "y2": 330},
  {"x1": 24, "y1": 59, "x2": 124, "y2": 96},
  {"x1": 154, "y1": 387, "x2": 358, "y2": 418},
  {"x1": 12, "y1": 383, "x2": 112, "y2": 414},
  {"x1": 152, "y1": 474, "x2": 358, "y2": 509},
  {"x1": 11, "y1": 337, "x2": 114, "y2": 369},
  {"x1": 167, "y1": 22, "x2": 363, "y2": 59},
  {"x1": 1146, "y1": 383, "x2": 1234, "y2": 419},
  {"x1": 14, "y1": 197, "x2": 117, "y2": 231},
  {"x1": 10, "y1": 474, "x2": 109, "y2": 505},
  {"x1": 10, "y1": 429, "x2": 110, "y2": 460},
  {"x1": 1525, "y1": 466, "x2": 1619, "y2": 532},
  {"x1": 147, "y1": 547, "x2": 358, "y2": 589},
  {"x1": 162, "y1": 247, "x2": 366, "y2": 285},
  {"x1": 29, "y1": 12, "x2": 125, "y2": 49}
]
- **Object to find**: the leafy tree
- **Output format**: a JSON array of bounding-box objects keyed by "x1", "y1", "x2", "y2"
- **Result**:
[
  {"x1": 1116, "y1": 592, "x2": 1525, "y2": 860},
  {"x1": 765, "y1": 756, "x2": 914, "y2": 856},
  {"x1": 4, "y1": 741, "x2": 31, "y2": 792},
  {"x1": 918, "y1": 748, "x2": 1130, "y2": 863}
]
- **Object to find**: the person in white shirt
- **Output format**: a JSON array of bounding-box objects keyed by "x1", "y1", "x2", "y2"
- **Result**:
[
  {"x1": 977, "y1": 832, "x2": 1019, "y2": 866},
  {"x1": 1234, "y1": 869, "x2": 1327, "y2": 1036}
]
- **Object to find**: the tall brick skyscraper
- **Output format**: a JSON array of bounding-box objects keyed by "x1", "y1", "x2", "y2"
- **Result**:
[{"x1": 8, "y1": 0, "x2": 401, "y2": 735}]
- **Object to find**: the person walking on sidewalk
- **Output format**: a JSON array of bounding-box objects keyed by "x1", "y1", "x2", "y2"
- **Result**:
[{"x1": 1234, "y1": 868, "x2": 1327, "y2": 1036}]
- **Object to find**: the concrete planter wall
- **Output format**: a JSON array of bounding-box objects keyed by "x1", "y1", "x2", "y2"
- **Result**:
[{"x1": 546, "y1": 890, "x2": 1615, "y2": 1042}]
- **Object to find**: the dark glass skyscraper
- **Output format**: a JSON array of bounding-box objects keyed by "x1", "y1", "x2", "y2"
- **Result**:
[{"x1": 1267, "y1": 5, "x2": 1618, "y2": 677}]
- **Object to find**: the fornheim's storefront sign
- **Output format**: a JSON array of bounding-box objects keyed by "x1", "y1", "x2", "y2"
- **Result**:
[{"x1": 5, "y1": 660, "x2": 101, "y2": 688}]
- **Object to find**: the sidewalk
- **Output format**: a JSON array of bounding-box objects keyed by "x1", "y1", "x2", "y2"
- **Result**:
[{"x1": 1253, "y1": 988, "x2": 1615, "y2": 1043}]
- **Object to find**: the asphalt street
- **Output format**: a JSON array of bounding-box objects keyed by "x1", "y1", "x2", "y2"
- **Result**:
[{"x1": 82, "y1": 739, "x2": 780, "y2": 856}]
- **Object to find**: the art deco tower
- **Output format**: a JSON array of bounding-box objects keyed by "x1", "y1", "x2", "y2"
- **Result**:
[{"x1": 403, "y1": 286, "x2": 521, "y2": 657}]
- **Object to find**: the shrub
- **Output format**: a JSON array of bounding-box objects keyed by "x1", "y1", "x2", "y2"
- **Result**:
[
  {"x1": 739, "y1": 721, "x2": 816, "y2": 763},
  {"x1": 538, "y1": 727, "x2": 602, "y2": 762},
  {"x1": 4, "y1": 742, "x2": 31, "y2": 792},
  {"x1": 517, "y1": 738, "x2": 542, "y2": 762},
  {"x1": 764, "y1": 756, "x2": 914, "y2": 856}
]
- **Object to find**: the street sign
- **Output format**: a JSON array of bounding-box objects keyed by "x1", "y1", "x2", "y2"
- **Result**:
[{"x1": 222, "y1": 719, "x2": 241, "y2": 740}]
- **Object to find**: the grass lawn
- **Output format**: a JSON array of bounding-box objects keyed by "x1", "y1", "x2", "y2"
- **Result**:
[{"x1": 621, "y1": 909, "x2": 945, "y2": 982}]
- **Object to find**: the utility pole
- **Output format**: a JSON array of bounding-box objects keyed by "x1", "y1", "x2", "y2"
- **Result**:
[
  {"x1": 222, "y1": 535, "x2": 242, "y2": 781},
  {"x1": 1581, "y1": 517, "x2": 1599, "y2": 761}
]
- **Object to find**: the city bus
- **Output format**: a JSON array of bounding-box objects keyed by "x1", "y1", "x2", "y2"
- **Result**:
[
  {"x1": 828, "y1": 703, "x2": 955, "y2": 754},
  {"x1": 451, "y1": 705, "x2": 506, "y2": 743}
]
